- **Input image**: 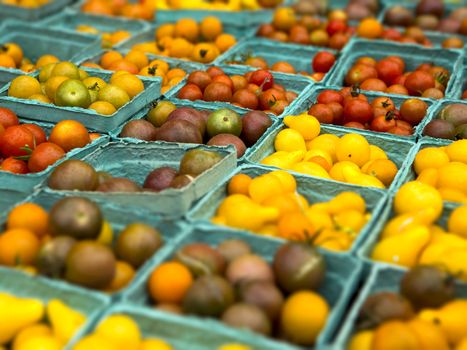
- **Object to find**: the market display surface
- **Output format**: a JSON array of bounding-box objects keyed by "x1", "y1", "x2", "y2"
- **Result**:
[{"x1": 0, "y1": 0, "x2": 466, "y2": 348}]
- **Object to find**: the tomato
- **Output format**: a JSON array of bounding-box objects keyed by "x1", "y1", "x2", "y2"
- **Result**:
[
  {"x1": 343, "y1": 99, "x2": 373, "y2": 124},
  {"x1": 247, "y1": 83, "x2": 261, "y2": 94},
  {"x1": 386, "y1": 84, "x2": 409, "y2": 95},
  {"x1": 376, "y1": 58, "x2": 404, "y2": 85},
  {"x1": 343, "y1": 121, "x2": 365, "y2": 129},
  {"x1": 404, "y1": 71, "x2": 435, "y2": 96},
  {"x1": 270, "y1": 100, "x2": 289, "y2": 115},
  {"x1": 257, "y1": 24, "x2": 275, "y2": 37},
  {"x1": 272, "y1": 83, "x2": 285, "y2": 92},
  {"x1": 0, "y1": 108, "x2": 19, "y2": 128},
  {"x1": 0, "y1": 157, "x2": 28, "y2": 174},
  {"x1": 329, "y1": 32, "x2": 350, "y2": 50},
  {"x1": 207, "y1": 66, "x2": 225, "y2": 78},
  {"x1": 289, "y1": 25, "x2": 310, "y2": 45},
  {"x1": 249, "y1": 70, "x2": 274, "y2": 91},
  {"x1": 355, "y1": 57, "x2": 377, "y2": 67},
  {"x1": 399, "y1": 98, "x2": 428, "y2": 125},
  {"x1": 310, "y1": 72, "x2": 325, "y2": 81},
  {"x1": 370, "y1": 114, "x2": 396, "y2": 132},
  {"x1": 462, "y1": 90, "x2": 467, "y2": 99},
  {"x1": 0, "y1": 125, "x2": 35, "y2": 157},
  {"x1": 386, "y1": 56, "x2": 405, "y2": 71},
  {"x1": 212, "y1": 75, "x2": 234, "y2": 91},
  {"x1": 345, "y1": 64, "x2": 377, "y2": 86},
  {"x1": 342, "y1": 90, "x2": 368, "y2": 105},
  {"x1": 271, "y1": 61, "x2": 296, "y2": 74},
  {"x1": 22, "y1": 124, "x2": 47, "y2": 146},
  {"x1": 258, "y1": 88, "x2": 286, "y2": 110},
  {"x1": 187, "y1": 71, "x2": 212, "y2": 91},
  {"x1": 327, "y1": 102, "x2": 344, "y2": 124},
  {"x1": 416, "y1": 63, "x2": 433, "y2": 72},
  {"x1": 381, "y1": 28, "x2": 402, "y2": 41},
  {"x1": 232, "y1": 89, "x2": 258, "y2": 110},
  {"x1": 230, "y1": 75, "x2": 248, "y2": 92},
  {"x1": 308, "y1": 103, "x2": 334, "y2": 124},
  {"x1": 285, "y1": 91, "x2": 298, "y2": 103},
  {"x1": 360, "y1": 78, "x2": 388, "y2": 92},
  {"x1": 371, "y1": 97, "x2": 395, "y2": 111},
  {"x1": 28, "y1": 142, "x2": 65, "y2": 173},
  {"x1": 244, "y1": 57, "x2": 268, "y2": 70},
  {"x1": 317, "y1": 89, "x2": 343, "y2": 105},
  {"x1": 312, "y1": 51, "x2": 336, "y2": 73},
  {"x1": 177, "y1": 83, "x2": 203, "y2": 101},
  {"x1": 203, "y1": 82, "x2": 232, "y2": 102},
  {"x1": 326, "y1": 20, "x2": 347, "y2": 36}
]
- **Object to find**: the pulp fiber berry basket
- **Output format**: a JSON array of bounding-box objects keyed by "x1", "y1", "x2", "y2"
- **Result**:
[
  {"x1": 66, "y1": 303, "x2": 295, "y2": 350},
  {"x1": 188, "y1": 163, "x2": 389, "y2": 255},
  {"x1": 357, "y1": 196, "x2": 461, "y2": 271},
  {"x1": 121, "y1": 223, "x2": 363, "y2": 349},
  {"x1": 416, "y1": 98, "x2": 467, "y2": 141},
  {"x1": 0, "y1": 68, "x2": 161, "y2": 133},
  {"x1": 110, "y1": 98, "x2": 280, "y2": 163},
  {"x1": 245, "y1": 122, "x2": 417, "y2": 192},
  {"x1": 39, "y1": 9, "x2": 150, "y2": 48},
  {"x1": 0, "y1": 0, "x2": 72, "y2": 20},
  {"x1": 76, "y1": 49, "x2": 204, "y2": 95},
  {"x1": 0, "y1": 266, "x2": 111, "y2": 348},
  {"x1": 447, "y1": 65, "x2": 467, "y2": 100},
  {"x1": 215, "y1": 38, "x2": 338, "y2": 84},
  {"x1": 290, "y1": 85, "x2": 438, "y2": 141},
  {"x1": 0, "y1": 189, "x2": 31, "y2": 219},
  {"x1": 116, "y1": 21, "x2": 256, "y2": 60},
  {"x1": 42, "y1": 140, "x2": 238, "y2": 217},
  {"x1": 332, "y1": 264, "x2": 467, "y2": 349},
  {"x1": 327, "y1": 39, "x2": 463, "y2": 99},
  {"x1": 169, "y1": 65, "x2": 314, "y2": 118},
  {"x1": 3, "y1": 189, "x2": 187, "y2": 300},
  {"x1": 0, "y1": 20, "x2": 101, "y2": 84},
  {"x1": 0, "y1": 113, "x2": 109, "y2": 194}
]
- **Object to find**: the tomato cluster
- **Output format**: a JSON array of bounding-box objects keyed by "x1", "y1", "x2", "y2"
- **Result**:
[
  {"x1": 177, "y1": 67, "x2": 298, "y2": 115},
  {"x1": 307, "y1": 88, "x2": 429, "y2": 136},
  {"x1": 0, "y1": 108, "x2": 93, "y2": 174},
  {"x1": 344, "y1": 56, "x2": 450, "y2": 98}
]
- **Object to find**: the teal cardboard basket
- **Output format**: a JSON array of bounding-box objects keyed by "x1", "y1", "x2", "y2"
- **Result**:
[
  {"x1": 0, "y1": 20, "x2": 101, "y2": 84},
  {"x1": 0, "y1": 0, "x2": 73, "y2": 20},
  {"x1": 291, "y1": 85, "x2": 438, "y2": 142},
  {"x1": 110, "y1": 98, "x2": 279, "y2": 163},
  {"x1": 357, "y1": 195, "x2": 461, "y2": 273},
  {"x1": 328, "y1": 39, "x2": 463, "y2": 99},
  {"x1": 42, "y1": 140, "x2": 238, "y2": 217},
  {"x1": 0, "y1": 68, "x2": 161, "y2": 133},
  {"x1": 416, "y1": 98, "x2": 467, "y2": 141},
  {"x1": 447, "y1": 65, "x2": 466, "y2": 100},
  {"x1": 67, "y1": 303, "x2": 294, "y2": 350},
  {"x1": 170, "y1": 65, "x2": 314, "y2": 118},
  {"x1": 188, "y1": 163, "x2": 389, "y2": 255},
  {"x1": 3, "y1": 189, "x2": 188, "y2": 301},
  {"x1": 0, "y1": 111, "x2": 109, "y2": 194},
  {"x1": 121, "y1": 223, "x2": 363, "y2": 349},
  {"x1": 39, "y1": 9, "x2": 150, "y2": 48},
  {"x1": 215, "y1": 38, "x2": 338, "y2": 84},
  {"x1": 0, "y1": 189, "x2": 31, "y2": 218},
  {"x1": 0, "y1": 266, "x2": 110, "y2": 348},
  {"x1": 245, "y1": 122, "x2": 417, "y2": 192},
  {"x1": 332, "y1": 264, "x2": 467, "y2": 349}
]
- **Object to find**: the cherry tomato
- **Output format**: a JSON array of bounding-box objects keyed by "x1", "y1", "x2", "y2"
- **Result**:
[
  {"x1": 249, "y1": 69, "x2": 274, "y2": 91},
  {"x1": 312, "y1": 52, "x2": 336, "y2": 73},
  {"x1": 370, "y1": 114, "x2": 397, "y2": 132},
  {"x1": 27, "y1": 142, "x2": 65, "y2": 173},
  {"x1": 0, "y1": 107, "x2": 19, "y2": 128},
  {"x1": 345, "y1": 63, "x2": 377, "y2": 86},
  {"x1": 0, "y1": 157, "x2": 28, "y2": 174},
  {"x1": 308, "y1": 103, "x2": 334, "y2": 124},
  {"x1": 343, "y1": 99, "x2": 373, "y2": 124},
  {"x1": 258, "y1": 88, "x2": 286, "y2": 110},
  {"x1": 317, "y1": 89, "x2": 344, "y2": 105},
  {"x1": 22, "y1": 124, "x2": 47, "y2": 146},
  {"x1": 376, "y1": 58, "x2": 404, "y2": 85},
  {"x1": 404, "y1": 71, "x2": 435, "y2": 96},
  {"x1": 0, "y1": 125, "x2": 35, "y2": 157}
]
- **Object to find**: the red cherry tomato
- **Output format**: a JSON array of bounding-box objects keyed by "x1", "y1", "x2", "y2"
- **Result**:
[{"x1": 312, "y1": 51, "x2": 336, "y2": 73}]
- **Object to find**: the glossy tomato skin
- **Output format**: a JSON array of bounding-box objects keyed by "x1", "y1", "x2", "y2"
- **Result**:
[
  {"x1": 270, "y1": 100, "x2": 289, "y2": 115},
  {"x1": 371, "y1": 97, "x2": 395, "y2": 111},
  {"x1": 259, "y1": 88, "x2": 286, "y2": 110},
  {"x1": 360, "y1": 78, "x2": 387, "y2": 92},
  {"x1": 0, "y1": 108, "x2": 19, "y2": 128},
  {"x1": 370, "y1": 115, "x2": 397, "y2": 132},
  {"x1": 343, "y1": 99, "x2": 373, "y2": 124},
  {"x1": 203, "y1": 82, "x2": 233, "y2": 102},
  {"x1": 22, "y1": 124, "x2": 47, "y2": 146},
  {"x1": 0, "y1": 125, "x2": 35, "y2": 157},
  {"x1": 187, "y1": 71, "x2": 212, "y2": 91},
  {"x1": 345, "y1": 64, "x2": 377, "y2": 86},
  {"x1": 404, "y1": 71, "x2": 435, "y2": 96},
  {"x1": 376, "y1": 58, "x2": 404, "y2": 85},
  {"x1": 327, "y1": 102, "x2": 344, "y2": 125},
  {"x1": 0, "y1": 157, "x2": 28, "y2": 174},
  {"x1": 400, "y1": 98, "x2": 428, "y2": 125},
  {"x1": 249, "y1": 70, "x2": 274, "y2": 91},
  {"x1": 27, "y1": 142, "x2": 65, "y2": 173},
  {"x1": 232, "y1": 89, "x2": 259, "y2": 110},
  {"x1": 207, "y1": 66, "x2": 225, "y2": 78},
  {"x1": 317, "y1": 89, "x2": 343, "y2": 104},
  {"x1": 212, "y1": 75, "x2": 234, "y2": 91},
  {"x1": 308, "y1": 103, "x2": 334, "y2": 124},
  {"x1": 178, "y1": 83, "x2": 203, "y2": 101},
  {"x1": 312, "y1": 51, "x2": 336, "y2": 73},
  {"x1": 343, "y1": 121, "x2": 365, "y2": 129}
]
